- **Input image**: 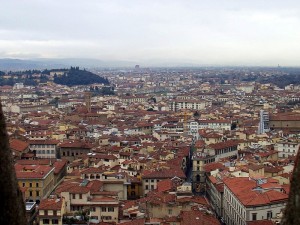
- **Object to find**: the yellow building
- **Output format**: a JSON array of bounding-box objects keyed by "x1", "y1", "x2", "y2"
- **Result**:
[
  {"x1": 127, "y1": 177, "x2": 142, "y2": 200},
  {"x1": 38, "y1": 197, "x2": 66, "y2": 225},
  {"x1": 15, "y1": 164, "x2": 55, "y2": 203}
]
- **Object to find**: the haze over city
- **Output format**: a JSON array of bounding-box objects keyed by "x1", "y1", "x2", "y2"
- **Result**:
[{"x1": 1, "y1": 0, "x2": 300, "y2": 66}]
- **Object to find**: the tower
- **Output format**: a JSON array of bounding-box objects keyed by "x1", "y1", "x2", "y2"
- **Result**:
[
  {"x1": 84, "y1": 92, "x2": 91, "y2": 113},
  {"x1": 258, "y1": 110, "x2": 270, "y2": 134}
]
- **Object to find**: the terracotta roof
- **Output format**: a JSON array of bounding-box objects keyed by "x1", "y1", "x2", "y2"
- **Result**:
[
  {"x1": 224, "y1": 177, "x2": 288, "y2": 207},
  {"x1": 208, "y1": 140, "x2": 240, "y2": 150},
  {"x1": 156, "y1": 179, "x2": 173, "y2": 192},
  {"x1": 264, "y1": 166, "x2": 284, "y2": 173},
  {"x1": 28, "y1": 139, "x2": 59, "y2": 145},
  {"x1": 16, "y1": 159, "x2": 67, "y2": 175},
  {"x1": 204, "y1": 162, "x2": 224, "y2": 172},
  {"x1": 15, "y1": 164, "x2": 53, "y2": 179},
  {"x1": 180, "y1": 210, "x2": 221, "y2": 225},
  {"x1": 56, "y1": 179, "x2": 103, "y2": 195},
  {"x1": 39, "y1": 198, "x2": 63, "y2": 210},
  {"x1": 247, "y1": 219, "x2": 276, "y2": 225},
  {"x1": 117, "y1": 218, "x2": 145, "y2": 225},
  {"x1": 248, "y1": 164, "x2": 264, "y2": 171},
  {"x1": 147, "y1": 192, "x2": 176, "y2": 205},
  {"x1": 10, "y1": 139, "x2": 29, "y2": 152},
  {"x1": 80, "y1": 167, "x2": 106, "y2": 174},
  {"x1": 142, "y1": 168, "x2": 186, "y2": 179},
  {"x1": 59, "y1": 140, "x2": 93, "y2": 149}
]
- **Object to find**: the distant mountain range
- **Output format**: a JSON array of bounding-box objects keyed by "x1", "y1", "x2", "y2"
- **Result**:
[{"x1": 0, "y1": 58, "x2": 138, "y2": 70}]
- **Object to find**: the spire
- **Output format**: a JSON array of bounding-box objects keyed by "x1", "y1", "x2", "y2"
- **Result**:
[
  {"x1": 282, "y1": 149, "x2": 300, "y2": 224},
  {"x1": 0, "y1": 101, "x2": 27, "y2": 225}
]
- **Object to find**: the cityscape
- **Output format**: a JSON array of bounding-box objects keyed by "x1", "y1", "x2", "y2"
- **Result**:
[{"x1": 0, "y1": 65, "x2": 300, "y2": 225}]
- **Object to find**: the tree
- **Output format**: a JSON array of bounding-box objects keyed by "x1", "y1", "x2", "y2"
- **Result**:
[{"x1": 0, "y1": 101, "x2": 27, "y2": 225}]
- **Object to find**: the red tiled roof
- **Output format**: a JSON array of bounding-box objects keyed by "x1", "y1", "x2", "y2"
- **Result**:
[
  {"x1": 208, "y1": 140, "x2": 240, "y2": 150},
  {"x1": 117, "y1": 218, "x2": 145, "y2": 225},
  {"x1": 80, "y1": 167, "x2": 106, "y2": 174},
  {"x1": 16, "y1": 159, "x2": 67, "y2": 175},
  {"x1": 177, "y1": 196, "x2": 209, "y2": 206},
  {"x1": 59, "y1": 140, "x2": 93, "y2": 149},
  {"x1": 39, "y1": 198, "x2": 63, "y2": 210},
  {"x1": 56, "y1": 179, "x2": 103, "y2": 195},
  {"x1": 156, "y1": 179, "x2": 173, "y2": 193},
  {"x1": 28, "y1": 139, "x2": 59, "y2": 145},
  {"x1": 10, "y1": 139, "x2": 29, "y2": 152},
  {"x1": 247, "y1": 219, "x2": 276, "y2": 225},
  {"x1": 224, "y1": 177, "x2": 288, "y2": 207},
  {"x1": 142, "y1": 168, "x2": 186, "y2": 179},
  {"x1": 180, "y1": 210, "x2": 221, "y2": 225},
  {"x1": 204, "y1": 162, "x2": 224, "y2": 172},
  {"x1": 15, "y1": 164, "x2": 53, "y2": 179}
]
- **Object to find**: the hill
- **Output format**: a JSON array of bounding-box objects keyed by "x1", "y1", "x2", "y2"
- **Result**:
[{"x1": 53, "y1": 67, "x2": 109, "y2": 86}]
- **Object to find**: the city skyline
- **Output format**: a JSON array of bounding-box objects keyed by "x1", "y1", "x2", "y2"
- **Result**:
[{"x1": 1, "y1": 0, "x2": 300, "y2": 66}]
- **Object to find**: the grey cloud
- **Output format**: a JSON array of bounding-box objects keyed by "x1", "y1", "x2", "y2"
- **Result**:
[{"x1": 0, "y1": 0, "x2": 300, "y2": 66}]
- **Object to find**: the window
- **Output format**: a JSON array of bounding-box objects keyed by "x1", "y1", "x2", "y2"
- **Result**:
[
  {"x1": 52, "y1": 219, "x2": 58, "y2": 224},
  {"x1": 90, "y1": 216, "x2": 98, "y2": 220},
  {"x1": 43, "y1": 219, "x2": 49, "y2": 224},
  {"x1": 29, "y1": 183, "x2": 32, "y2": 187},
  {"x1": 101, "y1": 216, "x2": 112, "y2": 220},
  {"x1": 90, "y1": 207, "x2": 96, "y2": 212},
  {"x1": 267, "y1": 211, "x2": 273, "y2": 219},
  {"x1": 36, "y1": 191, "x2": 40, "y2": 197},
  {"x1": 101, "y1": 207, "x2": 107, "y2": 212},
  {"x1": 252, "y1": 213, "x2": 257, "y2": 221},
  {"x1": 145, "y1": 185, "x2": 149, "y2": 190},
  {"x1": 22, "y1": 183, "x2": 25, "y2": 187},
  {"x1": 72, "y1": 194, "x2": 76, "y2": 199},
  {"x1": 79, "y1": 194, "x2": 82, "y2": 199},
  {"x1": 151, "y1": 179, "x2": 154, "y2": 183},
  {"x1": 36, "y1": 182, "x2": 39, "y2": 187},
  {"x1": 168, "y1": 209, "x2": 172, "y2": 215},
  {"x1": 108, "y1": 207, "x2": 114, "y2": 212},
  {"x1": 29, "y1": 191, "x2": 33, "y2": 197}
]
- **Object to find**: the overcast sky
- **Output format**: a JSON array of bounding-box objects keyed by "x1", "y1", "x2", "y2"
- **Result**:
[{"x1": 1, "y1": 0, "x2": 300, "y2": 66}]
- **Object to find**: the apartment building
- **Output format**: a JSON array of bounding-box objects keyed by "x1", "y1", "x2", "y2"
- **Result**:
[
  {"x1": 169, "y1": 99, "x2": 210, "y2": 111},
  {"x1": 15, "y1": 164, "x2": 55, "y2": 203},
  {"x1": 38, "y1": 197, "x2": 66, "y2": 225},
  {"x1": 275, "y1": 141, "x2": 300, "y2": 158},
  {"x1": 29, "y1": 140, "x2": 60, "y2": 159},
  {"x1": 223, "y1": 177, "x2": 288, "y2": 225},
  {"x1": 57, "y1": 179, "x2": 119, "y2": 223}
]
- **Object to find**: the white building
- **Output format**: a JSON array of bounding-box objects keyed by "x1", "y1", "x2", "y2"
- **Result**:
[
  {"x1": 29, "y1": 140, "x2": 59, "y2": 159},
  {"x1": 258, "y1": 110, "x2": 270, "y2": 134},
  {"x1": 187, "y1": 119, "x2": 231, "y2": 140},
  {"x1": 275, "y1": 142, "x2": 300, "y2": 158},
  {"x1": 223, "y1": 177, "x2": 288, "y2": 225},
  {"x1": 169, "y1": 99, "x2": 211, "y2": 111},
  {"x1": 13, "y1": 82, "x2": 24, "y2": 89}
]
